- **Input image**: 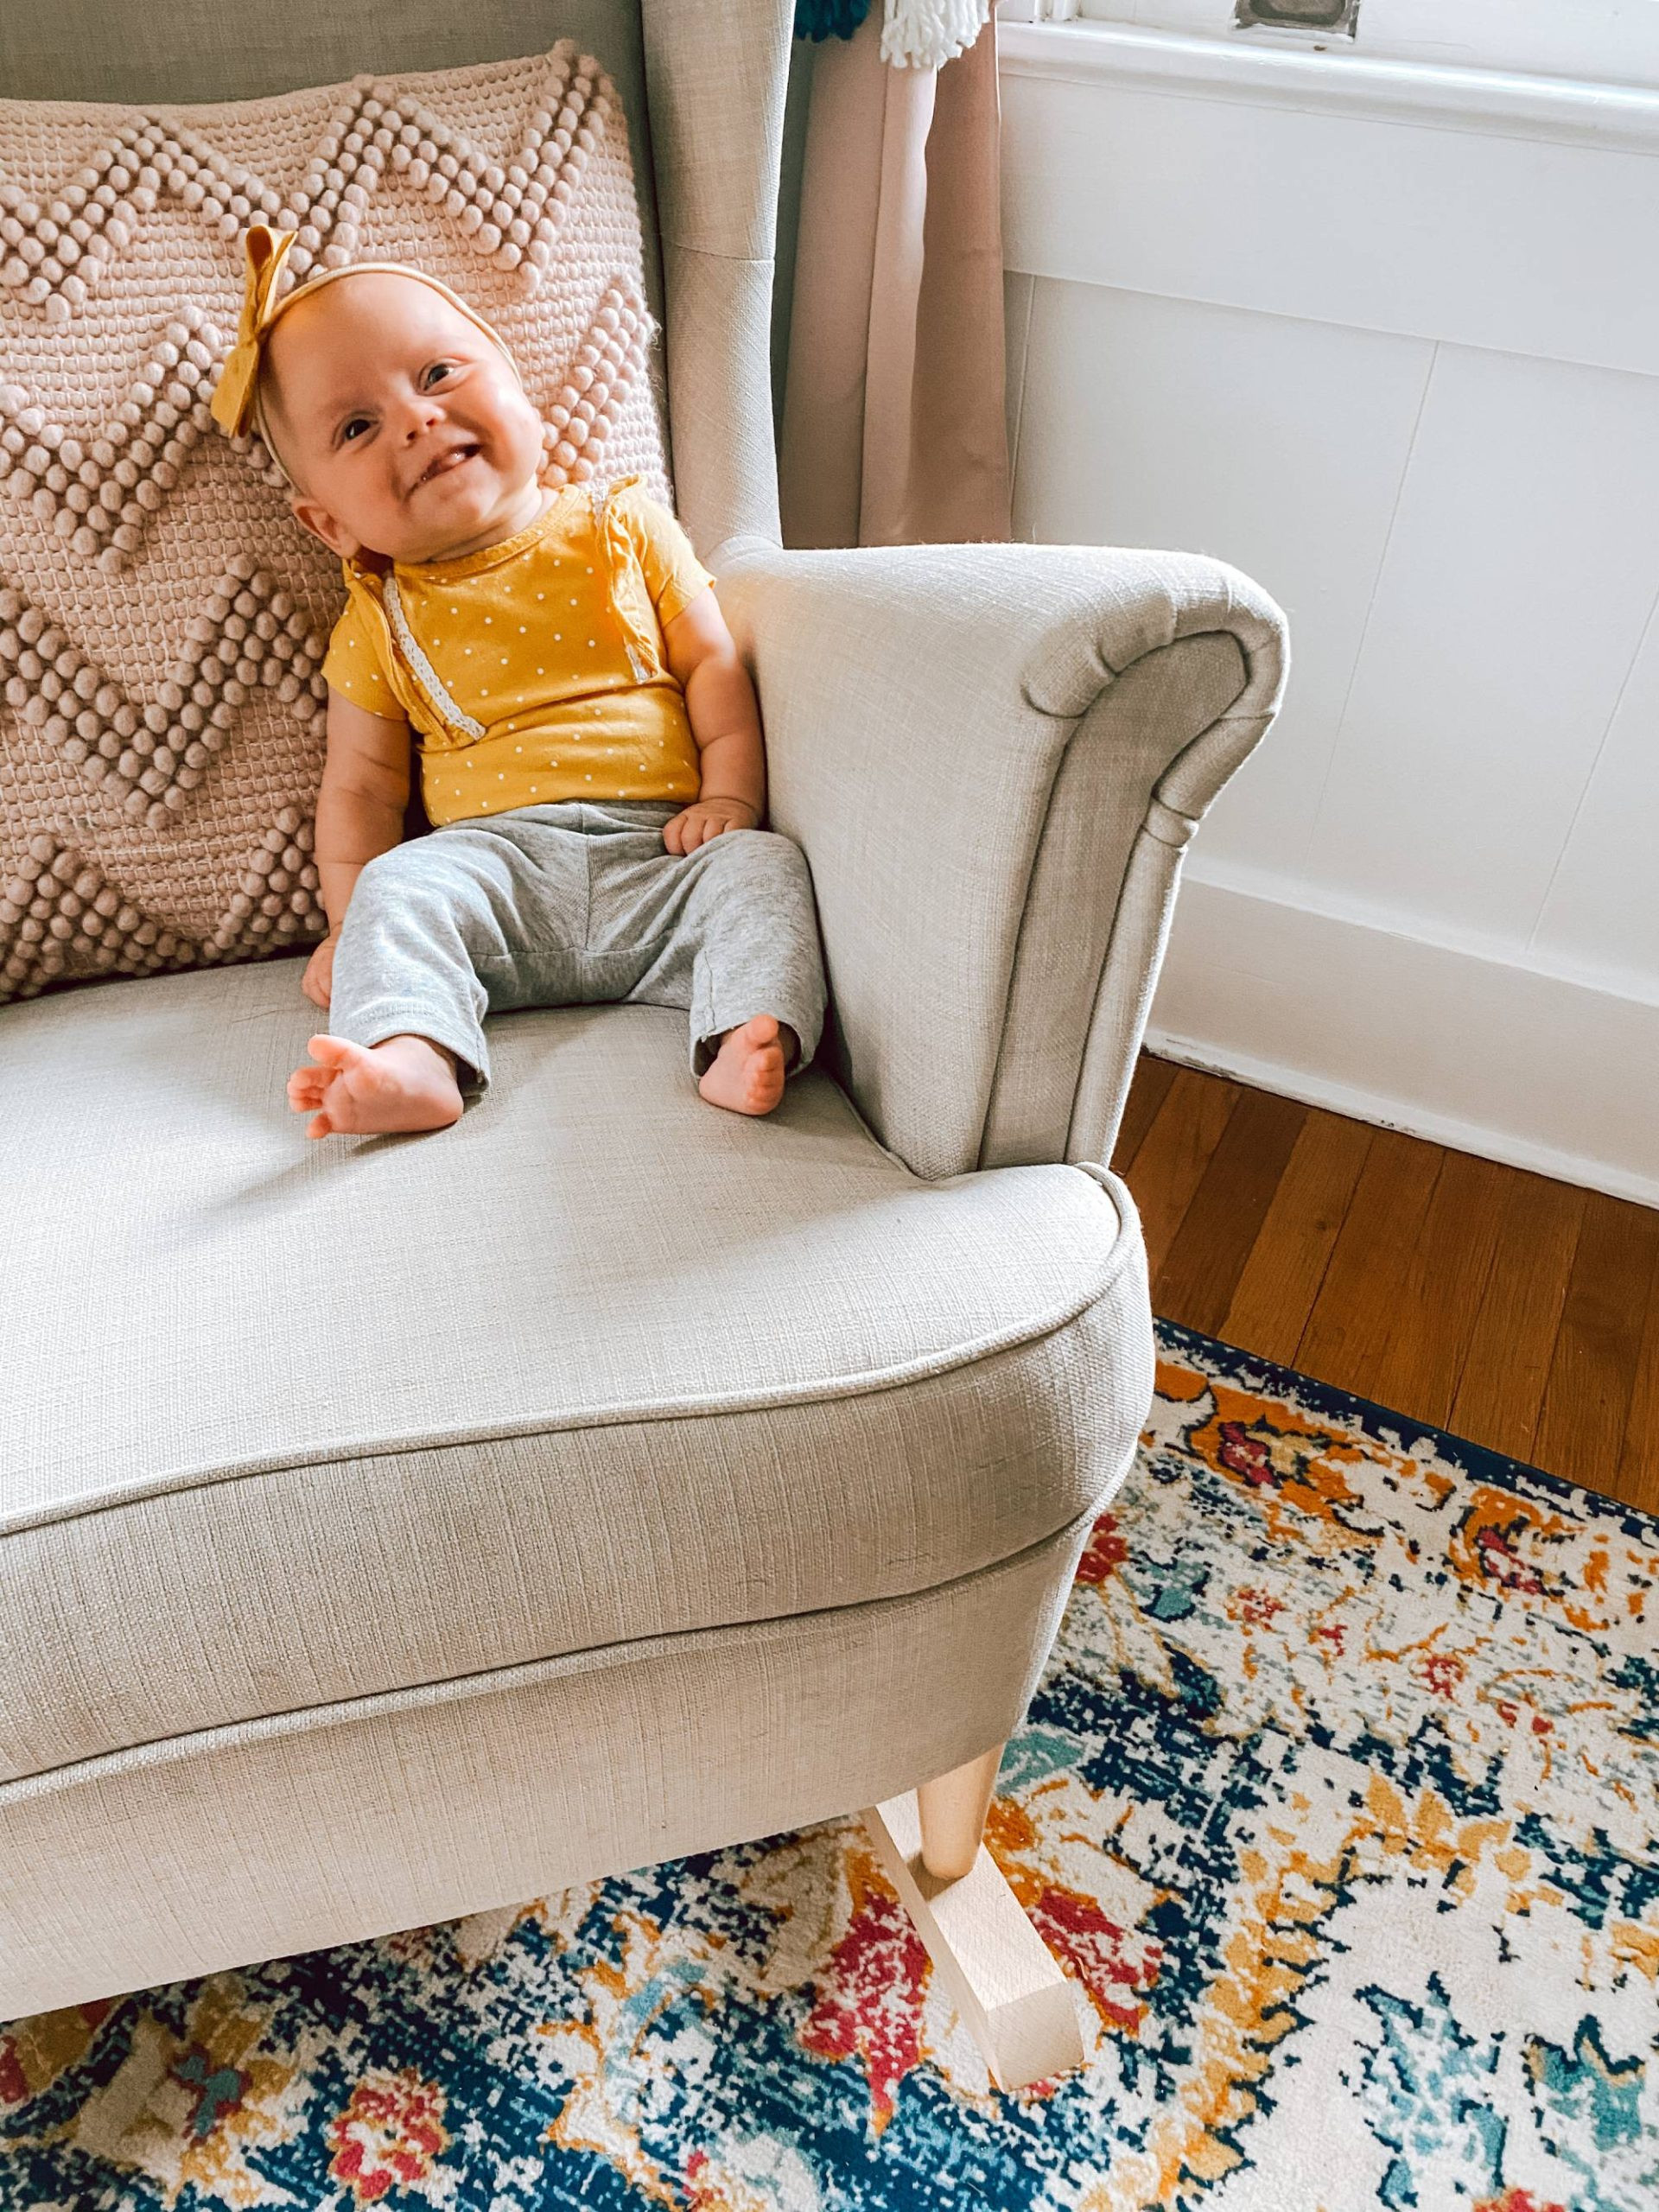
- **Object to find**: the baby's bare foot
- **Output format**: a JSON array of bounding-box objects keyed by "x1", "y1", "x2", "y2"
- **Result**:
[
  {"x1": 698, "y1": 1014, "x2": 794, "y2": 1117},
  {"x1": 287, "y1": 1033, "x2": 463, "y2": 1139}
]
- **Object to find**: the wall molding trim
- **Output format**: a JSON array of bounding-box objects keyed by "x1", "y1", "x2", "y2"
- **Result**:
[
  {"x1": 1149, "y1": 869, "x2": 1659, "y2": 1207},
  {"x1": 999, "y1": 21, "x2": 1659, "y2": 154},
  {"x1": 997, "y1": 32, "x2": 1659, "y2": 377}
]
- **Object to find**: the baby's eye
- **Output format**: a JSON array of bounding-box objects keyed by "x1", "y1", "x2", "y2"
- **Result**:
[
  {"x1": 340, "y1": 416, "x2": 372, "y2": 444},
  {"x1": 423, "y1": 362, "x2": 454, "y2": 389}
]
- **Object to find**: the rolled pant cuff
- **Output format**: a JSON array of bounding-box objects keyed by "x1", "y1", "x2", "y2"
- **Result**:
[{"x1": 331, "y1": 1003, "x2": 491, "y2": 1096}]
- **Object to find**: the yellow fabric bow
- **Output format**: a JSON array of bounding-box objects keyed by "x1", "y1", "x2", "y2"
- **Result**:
[{"x1": 209, "y1": 225, "x2": 296, "y2": 438}]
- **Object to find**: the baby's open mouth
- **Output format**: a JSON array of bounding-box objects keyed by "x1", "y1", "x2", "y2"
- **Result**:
[{"x1": 413, "y1": 442, "x2": 480, "y2": 491}]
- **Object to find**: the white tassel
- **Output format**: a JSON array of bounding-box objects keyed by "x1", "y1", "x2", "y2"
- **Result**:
[{"x1": 881, "y1": 0, "x2": 993, "y2": 69}]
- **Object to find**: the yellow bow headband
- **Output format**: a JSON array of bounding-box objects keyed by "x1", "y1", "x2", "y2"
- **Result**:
[{"x1": 208, "y1": 225, "x2": 522, "y2": 479}]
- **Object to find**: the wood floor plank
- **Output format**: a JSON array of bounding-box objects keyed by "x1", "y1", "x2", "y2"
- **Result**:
[
  {"x1": 1449, "y1": 1172, "x2": 1586, "y2": 1468},
  {"x1": 1114, "y1": 1050, "x2": 1657, "y2": 1513},
  {"x1": 1294, "y1": 1128, "x2": 1445, "y2": 1405},
  {"x1": 1363, "y1": 1149, "x2": 1513, "y2": 1431},
  {"x1": 1154, "y1": 1088, "x2": 1308, "y2": 1338},
  {"x1": 1121, "y1": 1065, "x2": 1241, "y2": 1284},
  {"x1": 1220, "y1": 1108, "x2": 1374, "y2": 1366},
  {"x1": 1533, "y1": 1192, "x2": 1659, "y2": 1495},
  {"x1": 1616, "y1": 1262, "x2": 1659, "y2": 1518},
  {"x1": 1110, "y1": 1052, "x2": 1178, "y2": 1177}
]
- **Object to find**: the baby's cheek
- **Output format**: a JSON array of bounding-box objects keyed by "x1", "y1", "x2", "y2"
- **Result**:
[{"x1": 499, "y1": 389, "x2": 549, "y2": 470}]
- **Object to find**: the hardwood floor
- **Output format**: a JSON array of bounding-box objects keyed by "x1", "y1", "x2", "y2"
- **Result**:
[{"x1": 1113, "y1": 1054, "x2": 1659, "y2": 1516}]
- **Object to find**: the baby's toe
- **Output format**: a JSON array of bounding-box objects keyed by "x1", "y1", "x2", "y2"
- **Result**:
[{"x1": 748, "y1": 1048, "x2": 785, "y2": 1108}]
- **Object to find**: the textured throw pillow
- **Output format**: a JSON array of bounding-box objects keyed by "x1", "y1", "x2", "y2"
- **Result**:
[{"x1": 0, "y1": 43, "x2": 667, "y2": 1002}]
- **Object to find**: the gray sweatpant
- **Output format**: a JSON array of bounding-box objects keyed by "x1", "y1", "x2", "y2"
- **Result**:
[{"x1": 329, "y1": 799, "x2": 827, "y2": 1096}]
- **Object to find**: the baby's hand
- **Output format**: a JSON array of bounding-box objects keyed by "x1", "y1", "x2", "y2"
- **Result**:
[
  {"x1": 302, "y1": 927, "x2": 340, "y2": 1008},
  {"x1": 663, "y1": 797, "x2": 759, "y2": 854}
]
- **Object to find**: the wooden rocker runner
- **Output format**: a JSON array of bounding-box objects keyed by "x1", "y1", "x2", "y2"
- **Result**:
[{"x1": 864, "y1": 1745, "x2": 1088, "y2": 2092}]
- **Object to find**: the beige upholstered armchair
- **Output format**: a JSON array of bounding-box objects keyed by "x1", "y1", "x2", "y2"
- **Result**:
[{"x1": 0, "y1": 0, "x2": 1287, "y2": 2080}]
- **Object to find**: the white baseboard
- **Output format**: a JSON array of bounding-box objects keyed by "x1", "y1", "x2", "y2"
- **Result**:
[{"x1": 1147, "y1": 871, "x2": 1659, "y2": 1208}]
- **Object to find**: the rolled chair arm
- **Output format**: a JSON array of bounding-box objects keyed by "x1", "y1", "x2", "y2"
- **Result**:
[{"x1": 715, "y1": 535, "x2": 1289, "y2": 1180}]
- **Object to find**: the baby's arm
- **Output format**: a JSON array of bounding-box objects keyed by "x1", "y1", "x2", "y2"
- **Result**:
[
  {"x1": 661, "y1": 588, "x2": 766, "y2": 855},
  {"x1": 301, "y1": 689, "x2": 414, "y2": 1007}
]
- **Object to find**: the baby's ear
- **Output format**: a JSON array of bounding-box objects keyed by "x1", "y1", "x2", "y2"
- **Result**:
[{"x1": 290, "y1": 493, "x2": 361, "y2": 561}]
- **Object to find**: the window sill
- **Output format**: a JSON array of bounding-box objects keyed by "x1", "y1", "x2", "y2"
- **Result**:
[{"x1": 998, "y1": 18, "x2": 1659, "y2": 153}]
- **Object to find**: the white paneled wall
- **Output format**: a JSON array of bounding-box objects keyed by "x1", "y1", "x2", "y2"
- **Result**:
[{"x1": 1001, "y1": 23, "x2": 1659, "y2": 1200}]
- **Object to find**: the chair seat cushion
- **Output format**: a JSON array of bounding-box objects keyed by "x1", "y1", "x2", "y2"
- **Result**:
[{"x1": 2, "y1": 958, "x2": 1150, "y2": 1785}]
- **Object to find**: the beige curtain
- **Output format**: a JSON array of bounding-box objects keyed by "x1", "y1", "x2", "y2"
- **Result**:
[{"x1": 779, "y1": 11, "x2": 1011, "y2": 550}]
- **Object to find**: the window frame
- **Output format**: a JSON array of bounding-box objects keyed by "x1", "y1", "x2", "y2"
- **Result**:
[{"x1": 998, "y1": 0, "x2": 1659, "y2": 92}]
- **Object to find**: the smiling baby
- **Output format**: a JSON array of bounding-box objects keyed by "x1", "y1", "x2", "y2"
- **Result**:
[{"x1": 209, "y1": 226, "x2": 825, "y2": 1137}]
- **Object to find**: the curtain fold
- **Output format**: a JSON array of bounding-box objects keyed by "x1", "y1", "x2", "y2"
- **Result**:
[{"x1": 779, "y1": 10, "x2": 1010, "y2": 550}]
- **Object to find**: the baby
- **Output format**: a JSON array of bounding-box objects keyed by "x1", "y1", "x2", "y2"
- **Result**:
[{"x1": 210, "y1": 229, "x2": 825, "y2": 1137}]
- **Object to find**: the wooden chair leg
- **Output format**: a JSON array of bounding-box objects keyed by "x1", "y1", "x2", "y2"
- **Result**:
[
  {"x1": 861, "y1": 1744, "x2": 1087, "y2": 2092},
  {"x1": 916, "y1": 1744, "x2": 1002, "y2": 1879}
]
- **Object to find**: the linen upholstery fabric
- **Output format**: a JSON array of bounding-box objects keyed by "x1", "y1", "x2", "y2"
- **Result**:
[
  {"x1": 642, "y1": 0, "x2": 794, "y2": 554},
  {"x1": 0, "y1": 39, "x2": 668, "y2": 1004},
  {"x1": 0, "y1": 0, "x2": 1290, "y2": 2026},
  {"x1": 0, "y1": 1510, "x2": 1094, "y2": 2018},
  {"x1": 0, "y1": 957, "x2": 1151, "y2": 1784},
  {"x1": 715, "y1": 537, "x2": 1290, "y2": 1179}
]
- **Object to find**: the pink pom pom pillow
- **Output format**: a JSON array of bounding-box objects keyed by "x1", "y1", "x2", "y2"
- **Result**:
[{"x1": 0, "y1": 41, "x2": 667, "y2": 1001}]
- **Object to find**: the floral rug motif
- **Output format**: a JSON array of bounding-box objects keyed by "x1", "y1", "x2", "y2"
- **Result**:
[{"x1": 3, "y1": 1324, "x2": 1657, "y2": 2211}]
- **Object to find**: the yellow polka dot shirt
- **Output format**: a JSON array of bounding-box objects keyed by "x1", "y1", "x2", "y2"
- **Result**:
[{"x1": 321, "y1": 479, "x2": 713, "y2": 827}]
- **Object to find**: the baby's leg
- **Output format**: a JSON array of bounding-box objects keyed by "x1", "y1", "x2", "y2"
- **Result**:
[
  {"x1": 289, "y1": 833, "x2": 515, "y2": 1138},
  {"x1": 616, "y1": 825, "x2": 827, "y2": 1117}
]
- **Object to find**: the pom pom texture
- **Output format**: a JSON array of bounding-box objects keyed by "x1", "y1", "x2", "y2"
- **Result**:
[{"x1": 0, "y1": 43, "x2": 667, "y2": 1001}]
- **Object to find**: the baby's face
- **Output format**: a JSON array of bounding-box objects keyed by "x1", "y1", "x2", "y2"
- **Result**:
[{"x1": 263, "y1": 272, "x2": 545, "y2": 563}]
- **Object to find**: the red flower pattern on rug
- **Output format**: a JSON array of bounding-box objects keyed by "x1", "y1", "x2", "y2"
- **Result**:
[
  {"x1": 327, "y1": 2070, "x2": 449, "y2": 2205},
  {"x1": 798, "y1": 1855, "x2": 927, "y2": 2131}
]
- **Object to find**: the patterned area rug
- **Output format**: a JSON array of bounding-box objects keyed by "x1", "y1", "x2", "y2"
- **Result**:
[{"x1": 4, "y1": 1324, "x2": 1657, "y2": 2211}]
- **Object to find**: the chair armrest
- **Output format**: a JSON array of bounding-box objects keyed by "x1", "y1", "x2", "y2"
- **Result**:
[{"x1": 714, "y1": 536, "x2": 1289, "y2": 1181}]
